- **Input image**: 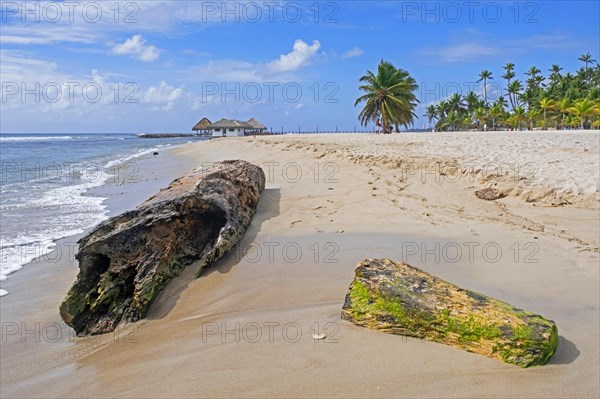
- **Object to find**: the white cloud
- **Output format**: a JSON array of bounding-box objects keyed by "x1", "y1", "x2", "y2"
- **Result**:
[
  {"x1": 143, "y1": 81, "x2": 184, "y2": 110},
  {"x1": 419, "y1": 32, "x2": 581, "y2": 64},
  {"x1": 0, "y1": 27, "x2": 97, "y2": 45},
  {"x1": 436, "y1": 43, "x2": 498, "y2": 63},
  {"x1": 342, "y1": 47, "x2": 364, "y2": 59},
  {"x1": 197, "y1": 60, "x2": 264, "y2": 82},
  {"x1": 112, "y1": 35, "x2": 161, "y2": 62},
  {"x1": 195, "y1": 39, "x2": 323, "y2": 83},
  {"x1": 267, "y1": 39, "x2": 321, "y2": 73}
]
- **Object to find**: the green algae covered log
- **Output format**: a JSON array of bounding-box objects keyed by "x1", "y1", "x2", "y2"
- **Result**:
[{"x1": 341, "y1": 259, "x2": 558, "y2": 367}]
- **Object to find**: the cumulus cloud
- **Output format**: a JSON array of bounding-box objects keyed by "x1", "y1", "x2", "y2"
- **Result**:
[
  {"x1": 342, "y1": 47, "x2": 364, "y2": 59},
  {"x1": 142, "y1": 81, "x2": 184, "y2": 111},
  {"x1": 112, "y1": 35, "x2": 161, "y2": 62},
  {"x1": 267, "y1": 39, "x2": 321, "y2": 73}
]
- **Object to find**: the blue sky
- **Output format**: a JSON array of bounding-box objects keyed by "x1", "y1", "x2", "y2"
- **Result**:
[{"x1": 1, "y1": 0, "x2": 598, "y2": 133}]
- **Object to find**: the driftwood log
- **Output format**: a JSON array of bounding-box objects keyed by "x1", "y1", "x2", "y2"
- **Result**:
[
  {"x1": 341, "y1": 259, "x2": 558, "y2": 367},
  {"x1": 60, "y1": 160, "x2": 265, "y2": 335}
]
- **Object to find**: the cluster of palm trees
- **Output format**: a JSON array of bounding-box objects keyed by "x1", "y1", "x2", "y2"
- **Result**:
[{"x1": 425, "y1": 53, "x2": 600, "y2": 131}]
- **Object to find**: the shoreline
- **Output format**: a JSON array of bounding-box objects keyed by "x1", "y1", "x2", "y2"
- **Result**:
[
  {"x1": 1, "y1": 132, "x2": 598, "y2": 398},
  {"x1": 0, "y1": 139, "x2": 203, "y2": 296}
]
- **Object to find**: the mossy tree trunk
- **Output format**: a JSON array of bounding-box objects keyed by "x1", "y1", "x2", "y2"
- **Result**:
[{"x1": 341, "y1": 259, "x2": 558, "y2": 367}]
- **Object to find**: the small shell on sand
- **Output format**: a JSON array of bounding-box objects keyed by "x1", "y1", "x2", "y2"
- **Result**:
[{"x1": 312, "y1": 333, "x2": 326, "y2": 340}]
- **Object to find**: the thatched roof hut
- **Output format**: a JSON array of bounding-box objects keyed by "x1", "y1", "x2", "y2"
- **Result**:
[
  {"x1": 192, "y1": 117, "x2": 212, "y2": 131},
  {"x1": 208, "y1": 119, "x2": 253, "y2": 129},
  {"x1": 247, "y1": 118, "x2": 267, "y2": 130}
]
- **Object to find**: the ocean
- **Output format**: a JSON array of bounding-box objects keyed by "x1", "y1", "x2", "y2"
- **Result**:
[{"x1": 0, "y1": 133, "x2": 206, "y2": 296}]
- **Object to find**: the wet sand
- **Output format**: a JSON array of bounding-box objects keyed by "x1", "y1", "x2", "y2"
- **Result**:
[{"x1": 1, "y1": 132, "x2": 598, "y2": 398}]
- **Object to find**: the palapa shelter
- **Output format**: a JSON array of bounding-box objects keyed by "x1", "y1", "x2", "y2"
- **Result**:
[
  {"x1": 205, "y1": 118, "x2": 268, "y2": 137},
  {"x1": 192, "y1": 117, "x2": 212, "y2": 134},
  {"x1": 246, "y1": 118, "x2": 267, "y2": 133}
]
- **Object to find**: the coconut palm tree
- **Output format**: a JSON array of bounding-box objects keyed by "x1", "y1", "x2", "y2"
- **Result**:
[
  {"x1": 556, "y1": 98, "x2": 571, "y2": 130},
  {"x1": 549, "y1": 64, "x2": 563, "y2": 83},
  {"x1": 448, "y1": 93, "x2": 466, "y2": 114},
  {"x1": 505, "y1": 115, "x2": 519, "y2": 130},
  {"x1": 436, "y1": 100, "x2": 450, "y2": 121},
  {"x1": 494, "y1": 96, "x2": 508, "y2": 111},
  {"x1": 355, "y1": 60, "x2": 419, "y2": 133},
  {"x1": 507, "y1": 80, "x2": 523, "y2": 109},
  {"x1": 527, "y1": 108, "x2": 540, "y2": 130},
  {"x1": 442, "y1": 111, "x2": 462, "y2": 131},
  {"x1": 464, "y1": 91, "x2": 480, "y2": 113},
  {"x1": 539, "y1": 97, "x2": 556, "y2": 129},
  {"x1": 524, "y1": 66, "x2": 544, "y2": 101},
  {"x1": 487, "y1": 104, "x2": 503, "y2": 131},
  {"x1": 568, "y1": 98, "x2": 598, "y2": 129},
  {"x1": 478, "y1": 70, "x2": 494, "y2": 105},
  {"x1": 520, "y1": 88, "x2": 539, "y2": 110},
  {"x1": 578, "y1": 53, "x2": 597, "y2": 71},
  {"x1": 473, "y1": 107, "x2": 487, "y2": 131},
  {"x1": 424, "y1": 104, "x2": 438, "y2": 128},
  {"x1": 513, "y1": 106, "x2": 527, "y2": 130}
]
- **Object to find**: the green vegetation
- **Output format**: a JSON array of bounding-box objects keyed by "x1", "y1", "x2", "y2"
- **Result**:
[
  {"x1": 426, "y1": 53, "x2": 600, "y2": 131},
  {"x1": 355, "y1": 60, "x2": 419, "y2": 133}
]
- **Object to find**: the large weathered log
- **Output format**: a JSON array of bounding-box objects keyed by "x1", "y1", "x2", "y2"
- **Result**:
[
  {"x1": 341, "y1": 259, "x2": 558, "y2": 367},
  {"x1": 60, "y1": 160, "x2": 265, "y2": 335}
]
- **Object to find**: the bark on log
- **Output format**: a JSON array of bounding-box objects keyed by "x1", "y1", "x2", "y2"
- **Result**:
[
  {"x1": 60, "y1": 160, "x2": 265, "y2": 335},
  {"x1": 341, "y1": 259, "x2": 558, "y2": 367}
]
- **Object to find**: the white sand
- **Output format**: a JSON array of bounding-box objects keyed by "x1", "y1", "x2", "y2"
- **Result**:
[
  {"x1": 1, "y1": 132, "x2": 598, "y2": 398},
  {"x1": 263, "y1": 131, "x2": 599, "y2": 205}
]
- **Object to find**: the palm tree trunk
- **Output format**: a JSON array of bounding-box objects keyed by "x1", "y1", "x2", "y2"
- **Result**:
[
  {"x1": 483, "y1": 78, "x2": 487, "y2": 105},
  {"x1": 543, "y1": 109, "x2": 547, "y2": 129}
]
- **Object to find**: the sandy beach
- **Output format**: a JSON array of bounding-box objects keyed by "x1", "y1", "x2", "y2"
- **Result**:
[{"x1": 1, "y1": 131, "x2": 599, "y2": 398}]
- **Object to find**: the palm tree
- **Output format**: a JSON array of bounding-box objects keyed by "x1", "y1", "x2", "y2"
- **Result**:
[
  {"x1": 442, "y1": 111, "x2": 462, "y2": 131},
  {"x1": 525, "y1": 66, "x2": 544, "y2": 100},
  {"x1": 487, "y1": 104, "x2": 503, "y2": 131},
  {"x1": 355, "y1": 60, "x2": 419, "y2": 133},
  {"x1": 464, "y1": 91, "x2": 480, "y2": 113},
  {"x1": 549, "y1": 64, "x2": 563, "y2": 83},
  {"x1": 556, "y1": 98, "x2": 571, "y2": 130},
  {"x1": 502, "y1": 62, "x2": 515, "y2": 75},
  {"x1": 502, "y1": 63, "x2": 516, "y2": 108},
  {"x1": 495, "y1": 96, "x2": 508, "y2": 111},
  {"x1": 539, "y1": 97, "x2": 556, "y2": 129},
  {"x1": 424, "y1": 104, "x2": 437, "y2": 128},
  {"x1": 513, "y1": 106, "x2": 527, "y2": 130},
  {"x1": 478, "y1": 70, "x2": 494, "y2": 105},
  {"x1": 527, "y1": 108, "x2": 540, "y2": 130},
  {"x1": 473, "y1": 107, "x2": 487, "y2": 131},
  {"x1": 448, "y1": 93, "x2": 466, "y2": 114},
  {"x1": 578, "y1": 53, "x2": 597, "y2": 71},
  {"x1": 507, "y1": 80, "x2": 523, "y2": 109},
  {"x1": 520, "y1": 88, "x2": 538, "y2": 110},
  {"x1": 436, "y1": 100, "x2": 450, "y2": 121},
  {"x1": 568, "y1": 98, "x2": 598, "y2": 129},
  {"x1": 525, "y1": 66, "x2": 542, "y2": 79},
  {"x1": 505, "y1": 115, "x2": 519, "y2": 130}
]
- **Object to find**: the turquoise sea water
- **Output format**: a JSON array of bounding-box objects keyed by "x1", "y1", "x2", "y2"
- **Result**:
[{"x1": 0, "y1": 133, "x2": 205, "y2": 296}]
